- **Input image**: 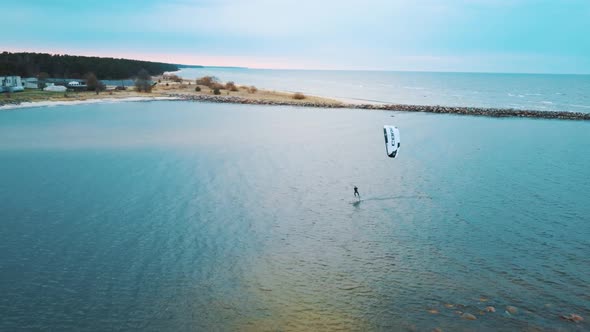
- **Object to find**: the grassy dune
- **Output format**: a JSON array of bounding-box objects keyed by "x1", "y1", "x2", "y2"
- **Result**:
[{"x1": 1, "y1": 77, "x2": 342, "y2": 107}]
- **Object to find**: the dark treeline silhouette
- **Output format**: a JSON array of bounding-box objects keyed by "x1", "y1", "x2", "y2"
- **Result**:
[{"x1": 0, "y1": 52, "x2": 179, "y2": 79}]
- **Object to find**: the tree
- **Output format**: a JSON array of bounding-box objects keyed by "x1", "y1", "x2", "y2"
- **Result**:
[
  {"x1": 0, "y1": 52, "x2": 182, "y2": 79},
  {"x1": 225, "y1": 81, "x2": 238, "y2": 91},
  {"x1": 38, "y1": 72, "x2": 49, "y2": 89},
  {"x1": 135, "y1": 69, "x2": 152, "y2": 92},
  {"x1": 196, "y1": 76, "x2": 219, "y2": 87},
  {"x1": 293, "y1": 92, "x2": 306, "y2": 100},
  {"x1": 85, "y1": 72, "x2": 105, "y2": 94},
  {"x1": 168, "y1": 74, "x2": 182, "y2": 83}
]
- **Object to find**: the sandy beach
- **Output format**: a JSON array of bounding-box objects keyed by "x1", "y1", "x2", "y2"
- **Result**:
[{"x1": 0, "y1": 76, "x2": 342, "y2": 111}]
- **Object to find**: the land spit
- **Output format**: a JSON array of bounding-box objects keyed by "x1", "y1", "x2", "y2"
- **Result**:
[
  {"x1": 169, "y1": 93, "x2": 590, "y2": 121},
  {"x1": 2, "y1": 86, "x2": 589, "y2": 121}
]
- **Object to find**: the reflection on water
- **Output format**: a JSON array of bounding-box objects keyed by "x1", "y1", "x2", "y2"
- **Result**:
[{"x1": 0, "y1": 101, "x2": 589, "y2": 331}]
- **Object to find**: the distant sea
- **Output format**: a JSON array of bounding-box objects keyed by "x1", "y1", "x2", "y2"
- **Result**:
[{"x1": 176, "y1": 68, "x2": 590, "y2": 112}]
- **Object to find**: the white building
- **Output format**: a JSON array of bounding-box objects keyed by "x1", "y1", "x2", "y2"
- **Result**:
[
  {"x1": 67, "y1": 81, "x2": 87, "y2": 89},
  {"x1": 22, "y1": 77, "x2": 39, "y2": 89},
  {"x1": 44, "y1": 85, "x2": 66, "y2": 92},
  {"x1": 0, "y1": 76, "x2": 24, "y2": 92}
]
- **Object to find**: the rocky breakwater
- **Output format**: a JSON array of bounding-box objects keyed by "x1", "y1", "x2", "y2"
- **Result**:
[
  {"x1": 355, "y1": 103, "x2": 590, "y2": 121},
  {"x1": 170, "y1": 93, "x2": 590, "y2": 121}
]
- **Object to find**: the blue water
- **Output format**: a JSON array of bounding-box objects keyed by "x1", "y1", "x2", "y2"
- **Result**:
[
  {"x1": 1, "y1": 101, "x2": 589, "y2": 331},
  {"x1": 176, "y1": 68, "x2": 590, "y2": 113}
]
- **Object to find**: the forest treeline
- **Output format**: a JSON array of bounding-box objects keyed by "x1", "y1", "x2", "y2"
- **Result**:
[{"x1": 0, "y1": 52, "x2": 180, "y2": 79}]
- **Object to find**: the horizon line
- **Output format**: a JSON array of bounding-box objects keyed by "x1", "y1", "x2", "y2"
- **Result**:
[{"x1": 4, "y1": 49, "x2": 590, "y2": 76}]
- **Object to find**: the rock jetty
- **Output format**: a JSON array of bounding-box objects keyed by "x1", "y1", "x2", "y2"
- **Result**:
[{"x1": 169, "y1": 93, "x2": 590, "y2": 121}]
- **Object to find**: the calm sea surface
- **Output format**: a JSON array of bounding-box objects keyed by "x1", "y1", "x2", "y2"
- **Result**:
[
  {"x1": 176, "y1": 68, "x2": 590, "y2": 113},
  {"x1": 1, "y1": 101, "x2": 589, "y2": 331}
]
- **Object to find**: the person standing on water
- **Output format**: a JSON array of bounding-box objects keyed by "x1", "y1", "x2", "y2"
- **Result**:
[{"x1": 354, "y1": 186, "x2": 360, "y2": 199}]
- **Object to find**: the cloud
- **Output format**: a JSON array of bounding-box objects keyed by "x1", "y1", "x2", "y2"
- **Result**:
[
  {"x1": 120, "y1": 0, "x2": 393, "y2": 37},
  {"x1": 4, "y1": 0, "x2": 590, "y2": 73}
]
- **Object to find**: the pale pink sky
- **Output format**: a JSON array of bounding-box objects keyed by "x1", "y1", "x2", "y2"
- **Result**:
[
  {"x1": 4, "y1": 0, "x2": 590, "y2": 74},
  {"x1": 4, "y1": 46, "x2": 328, "y2": 70}
]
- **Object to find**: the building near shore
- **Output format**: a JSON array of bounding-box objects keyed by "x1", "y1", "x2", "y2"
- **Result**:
[
  {"x1": 67, "y1": 81, "x2": 88, "y2": 90},
  {"x1": 43, "y1": 85, "x2": 67, "y2": 92},
  {"x1": 23, "y1": 77, "x2": 39, "y2": 89},
  {"x1": 0, "y1": 76, "x2": 24, "y2": 92}
]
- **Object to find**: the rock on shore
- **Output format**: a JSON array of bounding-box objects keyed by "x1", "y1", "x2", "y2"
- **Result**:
[{"x1": 461, "y1": 312, "x2": 477, "y2": 320}]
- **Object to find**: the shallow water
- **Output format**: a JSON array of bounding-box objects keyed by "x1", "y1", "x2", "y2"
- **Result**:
[{"x1": 0, "y1": 101, "x2": 589, "y2": 331}]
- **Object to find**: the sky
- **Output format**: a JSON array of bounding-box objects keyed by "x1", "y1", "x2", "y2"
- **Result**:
[{"x1": 2, "y1": 0, "x2": 590, "y2": 73}]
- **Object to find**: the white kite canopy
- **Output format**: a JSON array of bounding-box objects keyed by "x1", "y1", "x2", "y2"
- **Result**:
[{"x1": 383, "y1": 125, "x2": 401, "y2": 158}]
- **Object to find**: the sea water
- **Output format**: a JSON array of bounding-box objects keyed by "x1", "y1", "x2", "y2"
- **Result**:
[
  {"x1": 0, "y1": 101, "x2": 589, "y2": 331},
  {"x1": 176, "y1": 68, "x2": 590, "y2": 113}
]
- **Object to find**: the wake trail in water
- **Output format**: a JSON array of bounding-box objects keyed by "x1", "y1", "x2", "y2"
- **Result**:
[{"x1": 349, "y1": 195, "x2": 432, "y2": 205}]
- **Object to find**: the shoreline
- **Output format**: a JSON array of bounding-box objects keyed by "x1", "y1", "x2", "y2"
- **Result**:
[
  {"x1": 2, "y1": 81, "x2": 589, "y2": 120},
  {"x1": 0, "y1": 96, "x2": 182, "y2": 111}
]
